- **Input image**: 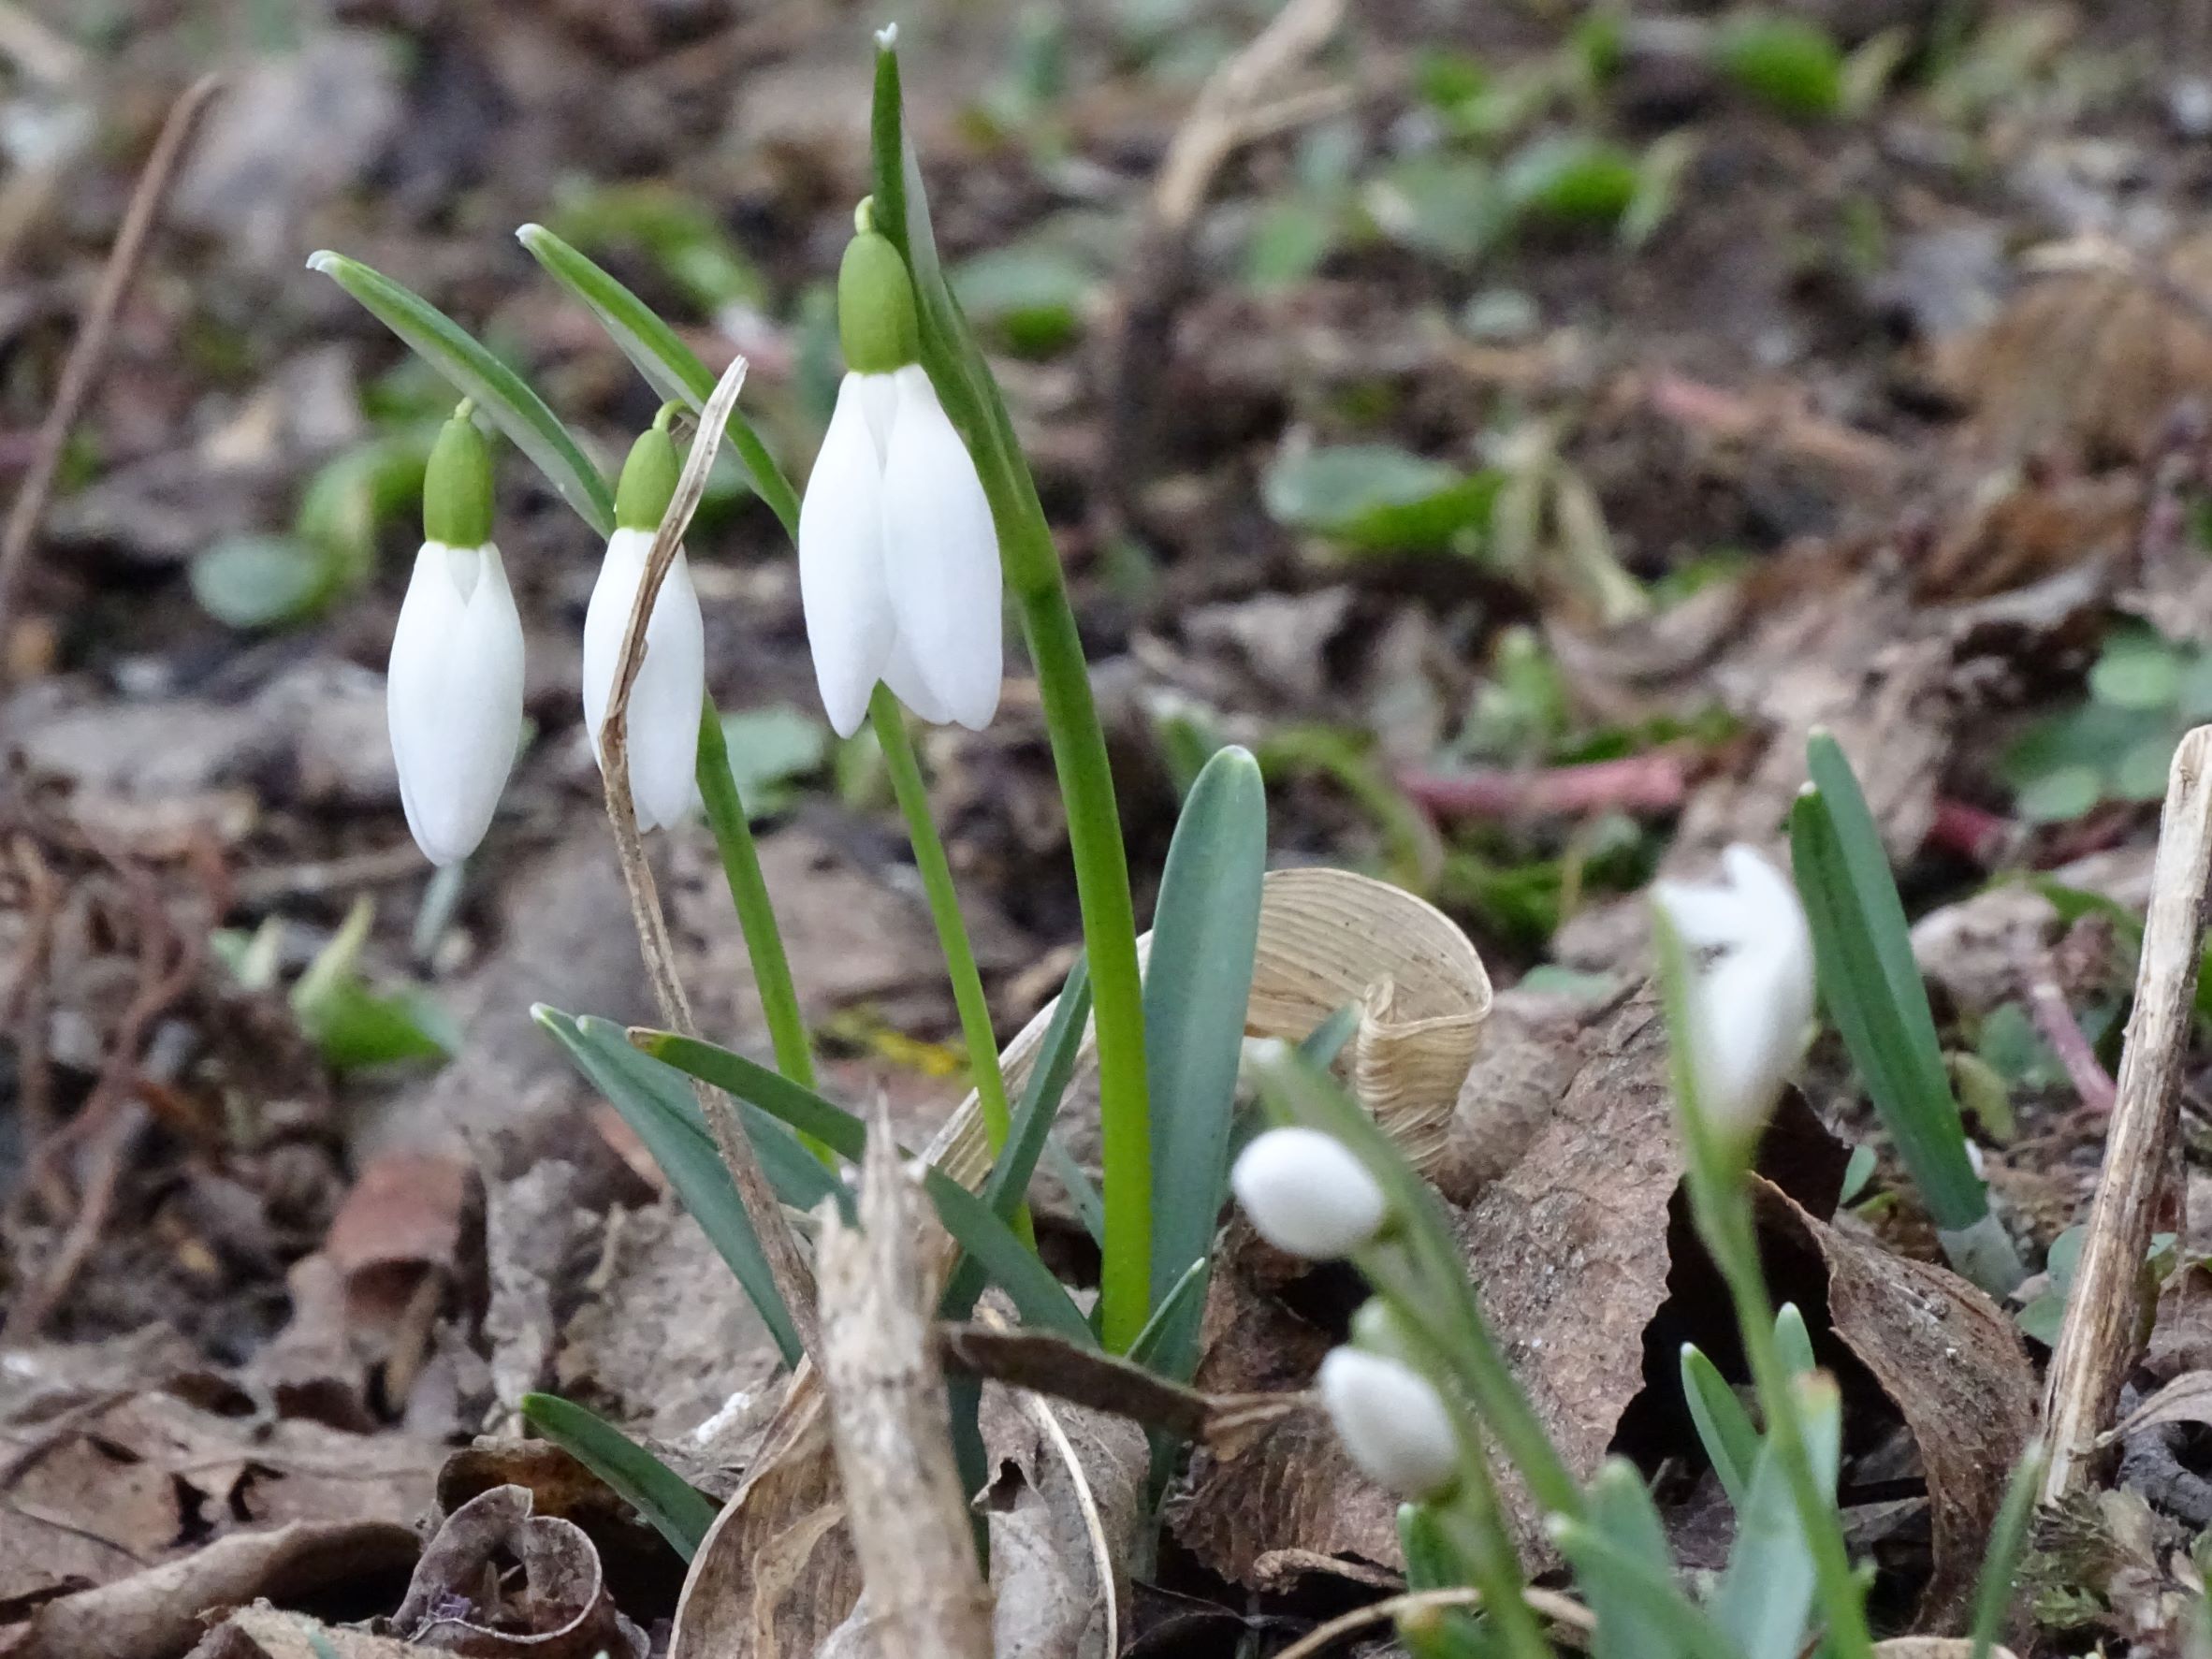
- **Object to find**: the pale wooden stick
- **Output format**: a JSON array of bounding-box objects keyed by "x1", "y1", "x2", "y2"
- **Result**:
[
  {"x1": 2042, "y1": 724, "x2": 2212, "y2": 1500},
  {"x1": 0, "y1": 74, "x2": 220, "y2": 654},
  {"x1": 597, "y1": 355, "x2": 817, "y2": 1356},
  {"x1": 816, "y1": 1106, "x2": 994, "y2": 1659}
]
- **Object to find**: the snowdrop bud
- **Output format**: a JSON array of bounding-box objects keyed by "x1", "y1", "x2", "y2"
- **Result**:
[
  {"x1": 1318, "y1": 1347, "x2": 1461, "y2": 1500},
  {"x1": 387, "y1": 408, "x2": 523, "y2": 866},
  {"x1": 798, "y1": 226, "x2": 1002, "y2": 737},
  {"x1": 1231, "y1": 1127, "x2": 1388, "y2": 1259},
  {"x1": 1652, "y1": 844, "x2": 1815, "y2": 1144},
  {"x1": 582, "y1": 424, "x2": 706, "y2": 833}
]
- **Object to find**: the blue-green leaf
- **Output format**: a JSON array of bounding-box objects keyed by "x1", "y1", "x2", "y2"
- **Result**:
[
  {"x1": 1680, "y1": 1344, "x2": 1757, "y2": 1510},
  {"x1": 1585, "y1": 1459, "x2": 1695, "y2": 1659},
  {"x1": 307, "y1": 252, "x2": 615, "y2": 535},
  {"x1": 519, "y1": 1391, "x2": 718, "y2": 1559},
  {"x1": 533, "y1": 1007, "x2": 804, "y2": 1366},
  {"x1": 516, "y1": 224, "x2": 800, "y2": 538},
  {"x1": 637, "y1": 1029, "x2": 1097, "y2": 1347},
  {"x1": 1143, "y1": 746, "x2": 1267, "y2": 1383},
  {"x1": 1794, "y1": 734, "x2": 1989, "y2": 1238},
  {"x1": 1713, "y1": 1374, "x2": 1841, "y2": 1659},
  {"x1": 1551, "y1": 1517, "x2": 1739, "y2": 1659}
]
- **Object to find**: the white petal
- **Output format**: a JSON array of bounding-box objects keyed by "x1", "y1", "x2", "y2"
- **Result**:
[
  {"x1": 1231, "y1": 1128, "x2": 1388, "y2": 1259},
  {"x1": 583, "y1": 528, "x2": 706, "y2": 833},
  {"x1": 1318, "y1": 1348, "x2": 1459, "y2": 1499},
  {"x1": 1652, "y1": 844, "x2": 1814, "y2": 1136},
  {"x1": 880, "y1": 628, "x2": 950, "y2": 725},
  {"x1": 798, "y1": 372, "x2": 896, "y2": 736},
  {"x1": 881, "y1": 364, "x2": 1001, "y2": 730},
  {"x1": 387, "y1": 542, "x2": 524, "y2": 866}
]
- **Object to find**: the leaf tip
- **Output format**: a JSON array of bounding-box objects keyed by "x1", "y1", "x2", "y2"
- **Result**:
[{"x1": 304, "y1": 249, "x2": 342, "y2": 276}]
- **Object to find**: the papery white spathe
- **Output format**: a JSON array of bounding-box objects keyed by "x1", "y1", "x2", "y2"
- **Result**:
[
  {"x1": 799, "y1": 364, "x2": 1001, "y2": 737},
  {"x1": 1652, "y1": 843, "x2": 1816, "y2": 1139},
  {"x1": 582, "y1": 525, "x2": 706, "y2": 833},
  {"x1": 1317, "y1": 1347, "x2": 1460, "y2": 1499},
  {"x1": 1231, "y1": 1127, "x2": 1388, "y2": 1259},
  {"x1": 387, "y1": 540, "x2": 525, "y2": 866}
]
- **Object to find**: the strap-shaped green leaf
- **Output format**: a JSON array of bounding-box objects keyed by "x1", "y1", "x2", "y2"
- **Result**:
[
  {"x1": 516, "y1": 225, "x2": 801, "y2": 538},
  {"x1": 1680, "y1": 1343, "x2": 1758, "y2": 1509},
  {"x1": 637, "y1": 1029, "x2": 1097, "y2": 1347},
  {"x1": 519, "y1": 1390, "x2": 719, "y2": 1559},
  {"x1": 1969, "y1": 1438, "x2": 2045, "y2": 1658},
  {"x1": 1713, "y1": 1374, "x2": 1841, "y2": 1659},
  {"x1": 1585, "y1": 1459, "x2": 1695, "y2": 1659},
  {"x1": 1792, "y1": 740, "x2": 1986, "y2": 1232},
  {"x1": 533, "y1": 1006, "x2": 803, "y2": 1365},
  {"x1": 1551, "y1": 1516, "x2": 1740, "y2": 1659},
  {"x1": 1142, "y1": 746, "x2": 1267, "y2": 1383},
  {"x1": 307, "y1": 252, "x2": 615, "y2": 535}
]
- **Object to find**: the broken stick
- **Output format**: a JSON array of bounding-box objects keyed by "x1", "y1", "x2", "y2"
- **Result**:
[{"x1": 2042, "y1": 724, "x2": 2212, "y2": 1500}]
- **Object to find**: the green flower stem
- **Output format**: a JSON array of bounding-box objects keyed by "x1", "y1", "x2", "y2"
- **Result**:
[
  {"x1": 867, "y1": 685, "x2": 1033, "y2": 1245},
  {"x1": 1685, "y1": 1164, "x2": 1874, "y2": 1659},
  {"x1": 869, "y1": 40, "x2": 1151, "y2": 1351},
  {"x1": 694, "y1": 697, "x2": 819, "y2": 1102},
  {"x1": 1431, "y1": 1463, "x2": 1552, "y2": 1659}
]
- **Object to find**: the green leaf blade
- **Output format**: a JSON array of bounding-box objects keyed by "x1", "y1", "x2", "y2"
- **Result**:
[
  {"x1": 534, "y1": 1007, "x2": 804, "y2": 1366},
  {"x1": 1142, "y1": 746, "x2": 1268, "y2": 1382},
  {"x1": 307, "y1": 252, "x2": 616, "y2": 535},
  {"x1": 515, "y1": 225, "x2": 801, "y2": 538},
  {"x1": 519, "y1": 1391, "x2": 719, "y2": 1560}
]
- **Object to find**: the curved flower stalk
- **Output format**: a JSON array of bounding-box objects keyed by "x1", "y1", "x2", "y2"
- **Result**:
[
  {"x1": 799, "y1": 221, "x2": 1001, "y2": 736},
  {"x1": 583, "y1": 415, "x2": 706, "y2": 833},
  {"x1": 387, "y1": 406, "x2": 525, "y2": 866}
]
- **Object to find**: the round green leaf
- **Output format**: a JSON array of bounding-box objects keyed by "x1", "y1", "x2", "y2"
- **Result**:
[
  {"x1": 191, "y1": 534, "x2": 339, "y2": 630},
  {"x1": 2014, "y1": 764, "x2": 2103, "y2": 824}
]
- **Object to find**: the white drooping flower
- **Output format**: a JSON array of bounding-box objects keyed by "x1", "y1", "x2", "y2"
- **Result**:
[
  {"x1": 1651, "y1": 843, "x2": 1816, "y2": 1141},
  {"x1": 387, "y1": 410, "x2": 523, "y2": 867},
  {"x1": 580, "y1": 423, "x2": 706, "y2": 835},
  {"x1": 1231, "y1": 1127, "x2": 1388, "y2": 1259},
  {"x1": 798, "y1": 226, "x2": 1000, "y2": 737},
  {"x1": 1318, "y1": 1347, "x2": 1461, "y2": 1499}
]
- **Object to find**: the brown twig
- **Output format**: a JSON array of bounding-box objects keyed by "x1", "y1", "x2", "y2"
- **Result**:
[
  {"x1": 8, "y1": 1100, "x2": 148, "y2": 1335},
  {"x1": 594, "y1": 354, "x2": 817, "y2": 1357},
  {"x1": 816, "y1": 1105, "x2": 993, "y2": 1658},
  {"x1": 1271, "y1": 1586, "x2": 1594, "y2": 1659},
  {"x1": 2027, "y1": 965, "x2": 2118, "y2": 1117},
  {"x1": 0, "y1": 74, "x2": 220, "y2": 657},
  {"x1": 2042, "y1": 725, "x2": 2212, "y2": 1501},
  {"x1": 1398, "y1": 750, "x2": 1690, "y2": 821}
]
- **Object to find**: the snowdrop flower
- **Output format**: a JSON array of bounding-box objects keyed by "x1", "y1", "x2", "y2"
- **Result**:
[
  {"x1": 1318, "y1": 1347, "x2": 1460, "y2": 1499},
  {"x1": 1652, "y1": 843, "x2": 1815, "y2": 1144},
  {"x1": 582, "y1": 419, "x2": 706, "y2": 833},
  {"x1": 387, "y1": 408, "x2": 523, "y2": 866},
  {"x1": 1231, "y1": 1127, "x2": 1388, "y2": 1259},
  {"x1": 798, "y1": 222, "x2": 1000, "y2": 737}
]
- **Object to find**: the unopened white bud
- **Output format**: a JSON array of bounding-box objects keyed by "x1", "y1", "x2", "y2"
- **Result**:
[
  {"x1": 1230, "y1": 1127, "x2": 1387, "y2": 1259},
  {"x1": 1318, "y1": 1347, "x2": 1459, "y2": 1499}
]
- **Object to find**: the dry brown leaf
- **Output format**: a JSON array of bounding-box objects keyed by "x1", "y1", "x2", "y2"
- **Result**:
[
  {"x1": 2103, "y1": 1370, "x2": 2212, "y2": 1446},
  {"x1": 1941, "y1": 233, "x2": 2212, "y2": 464},
  {"x1": 667, "y1": 1386, "x2": 853, "y2": 1659},
  {"x1": 1754, "y1": 1185, "x2": 2039, "y2": 1625},
  {"x1": 1874, "y1": 1643, "x2": 2021, "y2": 1659},
  {"x1": 5, "y1": 1519, "x2": 418, "y2": 1659},
  {"x1": 188, "y1": 1608, "x2": 424, "y2": 1658},
  {"x1": 387, "y1": 1484, "x2": 643, "y2": 1658}
]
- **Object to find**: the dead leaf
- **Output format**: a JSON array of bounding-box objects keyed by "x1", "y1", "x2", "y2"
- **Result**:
[
  {"x1": 189, "y1": 1608, "x2": 423, "y2": 1658},
  {"x1": 324, "y1": 1151, "x2": 471, "y2": 1325},
  {"x1": 667, "y1": 1388, "x2": 854, "y2": 1659},
  {"x1": 2103, "y1": 1371, "x2": 2212, "y2": 1446},
  {"x1": 5, "y1": 1519, "x2": 418, "y2": 1659},
  {"x1": 1874, "y1": 1643, "x2": 2021, "y2": 1658},
  {"x1": 387, "y1": 1484, "x2": 643, "y2": 1658},
  {"x1": 1754, "y1": 1184, "x2": 2039, "y2": 1625},
  {"x1": 980, "y1": 1384, "x2": 1145, "y2": 1659}
]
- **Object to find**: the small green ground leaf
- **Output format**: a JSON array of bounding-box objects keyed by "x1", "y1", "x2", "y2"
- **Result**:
[
  {"x1": 191, "y1": 534, "x2": 342, "y2": 630},
  {"x1": 1263, "y1": 444, "x2": 1501, "y2": 552}
]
